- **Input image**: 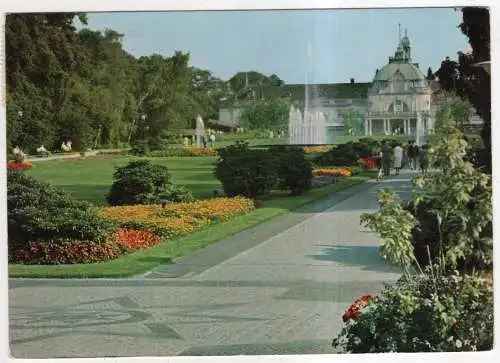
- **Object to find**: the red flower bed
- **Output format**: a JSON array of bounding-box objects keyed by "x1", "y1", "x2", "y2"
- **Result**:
[
  {"x1": 114, "y1": 228, "x2": 162, "y2": 249},
  {"x1": 8, "y1": 239, "x2": 127, "y2": 265},
  {"x1": 359, "y1": 157, "x2": 377, "y2": 169},
  {"x1": 7, "y1": 161, "x2": 33, "y2": 171},
  {"x1": 342, "y1": 294, "x2": 375, "y2": 323}
]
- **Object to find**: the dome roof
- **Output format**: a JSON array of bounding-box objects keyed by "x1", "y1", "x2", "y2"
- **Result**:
[{"x1": 373, "y1": 62, "x2": 425, "y2": 82}]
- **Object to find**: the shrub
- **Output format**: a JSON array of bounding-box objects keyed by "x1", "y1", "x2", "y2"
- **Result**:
[
  {"x1": 333, "y1": 272, "x2": 493, "y2": 353},
  {"x1": 214, "y1": 141, "x2": 279, "y2": 197},
  {"x1": 130, "y1": 139, "x2": 150, "y2": 156},
  {"x1": 106, "y1": 160, "x2": 173, "y2": 206},
  {"x1": 8, "y1": 239, "x2": 127, "y2": 264},
  {"x1": 7, "y1": 171, "x2": 116, "y2": 245},
  {"x1": 271, "y1": 146, "x2": 313, "y2": 195},
  {"x1": 159, "y1": 184, "x2": 195, "y2": 204},
  {"x1": 314, "y1": 142, "x2": 360, "y2": 166}
]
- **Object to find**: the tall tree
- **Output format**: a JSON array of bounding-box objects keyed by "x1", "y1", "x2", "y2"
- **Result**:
[{"x1": 435, "y1": 7, "x2": 490, "y2": 173}]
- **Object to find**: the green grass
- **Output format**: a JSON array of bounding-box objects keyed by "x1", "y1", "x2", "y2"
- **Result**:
[
  {"x1": 26, "y1": 156, "x2": 221, "y2": 205},
  {"x1": 8, "y1": 170, "x2": 375, "y2": 278}
]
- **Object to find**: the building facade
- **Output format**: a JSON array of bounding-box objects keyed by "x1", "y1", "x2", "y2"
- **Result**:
[{"x1": 218, "y1": 29, "x2": 475, "y2": 140}]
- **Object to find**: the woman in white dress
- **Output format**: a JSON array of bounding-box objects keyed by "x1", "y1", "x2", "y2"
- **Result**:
[{"x1": 393, "y1": 143, "x2": 403, "y2": 175}]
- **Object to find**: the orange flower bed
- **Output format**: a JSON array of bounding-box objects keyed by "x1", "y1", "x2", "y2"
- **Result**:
[
  {"x1": 114, "y1": 228, "x2": 162, "y2": 249},
  {"x1": 313, "y1": 168, "x2": 352, "y2": 177},
  {"x1": 303, "y1": 146, "x2": 331, "y2": 154},
  {"x1": 7, "y1": 161, "x2": 33, "y2": 171},
  {"x1": 97, "y1": 197, "x2": 255, "y2": 238},
  {"x1": 343, "y1": 294, "x2": 375, "y2": 323}
]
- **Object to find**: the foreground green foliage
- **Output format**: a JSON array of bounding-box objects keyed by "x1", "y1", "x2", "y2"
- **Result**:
[
  {"x1": 333, "y1": 272, "x2": 493, "y2": 353},
  {"x1": 7, "y1": 171, "x2": 116, "y2": 245},
  {"x1": 334, "y1": 101, "x2": 493, "y2": 353},
  {"x1": 106, "y1": 160, "x2": 193, "y2": 205}
]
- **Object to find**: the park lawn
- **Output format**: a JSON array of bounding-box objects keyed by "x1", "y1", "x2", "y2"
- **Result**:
[
  {"x1": 8, "y1": 171, "x2": 375, "y2": 278},
  {"x1": 26, "y1": 156, "x2": 221, "y2": 205}
]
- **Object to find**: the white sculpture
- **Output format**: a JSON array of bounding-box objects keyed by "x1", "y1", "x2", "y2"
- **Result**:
[
  {"x1": 61, "y1": 141, "x2": 72, "y2": 152},
  {"x1": 195, "y1": 115, "x2": 206, "y2": 148}
]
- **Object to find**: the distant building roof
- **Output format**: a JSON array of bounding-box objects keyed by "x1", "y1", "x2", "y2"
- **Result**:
[{"x1": 373, "y1": 62, "x2": 426, "y2": 81}]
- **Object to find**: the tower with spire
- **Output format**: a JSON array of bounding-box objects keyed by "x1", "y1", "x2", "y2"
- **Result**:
[{"x1": 389, "y1": 24, "x2": 412, "y2": 63}]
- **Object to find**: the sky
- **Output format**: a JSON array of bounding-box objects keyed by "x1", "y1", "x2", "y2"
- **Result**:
[{"x1": 81, "y1": 8, "x2": 470, "y2": 84}]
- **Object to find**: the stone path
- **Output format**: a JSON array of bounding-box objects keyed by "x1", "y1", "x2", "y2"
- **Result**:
[{"x1": 8, "y1": 172, "x2": 414, "y2": 358}]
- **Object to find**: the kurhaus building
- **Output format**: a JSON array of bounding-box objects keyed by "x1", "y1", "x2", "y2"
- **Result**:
[{"x1": 218, "y1": 29, "x2": 482, "y2": 139}]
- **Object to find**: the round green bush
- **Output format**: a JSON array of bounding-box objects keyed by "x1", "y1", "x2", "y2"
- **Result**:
[
  {"x1": 7, "y1": 171, "x2": 116, "y2": 245},
  {"x1": 215, "y1": 141, "x2": 279, "y2": 198}
]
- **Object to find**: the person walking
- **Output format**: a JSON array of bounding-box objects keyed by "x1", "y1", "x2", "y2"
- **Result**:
[
  {"x1": 407, "y1": 140, "x2": 419, "y2": 170},
  {"x1": 209, "y1": 133, "x2": 216, "y2": 148},
  {"x1": 393, "y1": 143, "x2": 403, "y2": 176},
  {"x1": 420, "y1": 143, "x2": 429, "y2": 175},
  {"x1": 381, "y1": 141, "x2": 392, "y2": 177}
]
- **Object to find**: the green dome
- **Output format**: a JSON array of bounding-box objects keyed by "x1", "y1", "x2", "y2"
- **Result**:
[{"x1": 373, "y1": 62, "x2": 425, "y2": 82}]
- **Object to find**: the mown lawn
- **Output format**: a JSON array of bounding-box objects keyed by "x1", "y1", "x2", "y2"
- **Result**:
[
  {"x1": 26, "y1": 156, "x2": 221, "y2": 205},
  {"x1": 9, "y1": 159, "x2": 375, "y2": 278}
]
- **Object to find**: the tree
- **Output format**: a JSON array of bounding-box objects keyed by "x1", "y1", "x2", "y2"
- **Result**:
[
  {"x1": 238, "y1": 99, "x2": 289, "y2": 130},
  {"x1": 342, "y1": 108, "x2": 364, "y2": 136},
  {"x1": 435, "y1": 7, "x2": 490, "y2": 173}
]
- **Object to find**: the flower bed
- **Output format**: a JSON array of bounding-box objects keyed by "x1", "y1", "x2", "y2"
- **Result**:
[
  {"x1": 97, "y1": 197, "x2": 255, "y2": 237},
  {"x1": 114, "y1": 228, "x2": 162, "y2": 250},
  {"x1": 303, "y1": 146, "x2": 331, "y2": 154},
  {"x1": 359, "y1": 156, "x2": 378, "y2": 169},
  {"x1": 8, "y1": 239, "x2": 127, "y2": 265},
  {"x1": 7, "y1": 161, "x2": 33, "y2": 171},
  {"x1": 313, "y1": 167, "x2": 352, "y2": 177},
  {"x1": 150, "y1": 147, "x2": 217, "y2": 157}
]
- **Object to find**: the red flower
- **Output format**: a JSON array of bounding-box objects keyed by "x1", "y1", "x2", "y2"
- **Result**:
[{"x1": 342, "y1": 294, "x2": 375, "y2": 323}]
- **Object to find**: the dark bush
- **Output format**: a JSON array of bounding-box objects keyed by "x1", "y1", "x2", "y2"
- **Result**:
[
  {"x1": 271, "y1": 146, "x2": 313, "y2": 195},
  {"x1": 106, "y1": 160, "x2": 172, "y2": 205},
  {"x1": 130, "y1": 139, "x2": 150, "y2": 156},
  {"x1": 214, "y1": 141, "x2": 279, "y2": 197},
  {"x1": 7, "y1": 171, "x2": 116, "y2": 245},
  {"x1": 314, "y1": 142, "x2": 360, "y2": 166}
]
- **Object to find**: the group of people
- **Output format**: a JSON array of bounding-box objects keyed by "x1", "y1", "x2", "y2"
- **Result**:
[{"x1": 375, "y1": 140, "x2": 430, "y2": 181}]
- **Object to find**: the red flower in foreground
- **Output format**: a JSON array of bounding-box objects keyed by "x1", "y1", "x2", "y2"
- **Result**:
[{"x1": 342, "y1": 294, "x2": 375, "y2": 323}]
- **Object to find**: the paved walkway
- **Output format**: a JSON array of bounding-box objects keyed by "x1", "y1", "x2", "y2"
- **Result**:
[{"x1": 8, "y1": 172, "x2": 414, "y2": 358}]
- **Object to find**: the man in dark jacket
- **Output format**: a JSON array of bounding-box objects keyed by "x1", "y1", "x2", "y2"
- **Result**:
[{"x1": 407, "y1": 140, "x2": 419, "y2": 170}]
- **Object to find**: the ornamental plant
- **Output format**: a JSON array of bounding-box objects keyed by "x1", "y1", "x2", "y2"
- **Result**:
[
  {"x1": 7, "y1": 161, "x2": 33, "y2": 171},
  {"x1": 313, "y1": 168, "x2": 352, "y2": 177},
  {"x1": 333, "y1": 272, "x2": 493, "y2": 353},
  {"x1": 336, "y1": 101, "x2": 494, "y2": 353},
  {"x1": 98, "y1": 197, "x2": 255, "y2": 238},
  {"x1": 107, "y1": 160, "x2": 191, "y2": 205},
  {"x1": 214, "y1": 141, "x2": 279, "y2": 198},
  {"x1": 270, "y1": 146, "x2": 313, "y2": 195},
  {"x1": 7, "y1": 171, "x2": 116, "y2": 246}
]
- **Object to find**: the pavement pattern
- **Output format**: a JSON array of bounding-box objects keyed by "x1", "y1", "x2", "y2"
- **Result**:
[{"x1": 8, "y1": 173, "x2": 414, "y2": 358}]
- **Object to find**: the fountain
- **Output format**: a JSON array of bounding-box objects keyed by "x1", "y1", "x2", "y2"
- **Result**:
[
  {"x1": 288, "y1": 43, "x2": 328, "y2": 145},
  {"x1": 195, "y1": 115, "x2": 206, "y2": 148}
]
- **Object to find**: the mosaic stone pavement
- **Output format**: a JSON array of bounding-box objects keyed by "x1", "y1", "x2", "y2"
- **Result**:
[{"x1": 8, "y1": 173, "x2": 414, "y2": 358}]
